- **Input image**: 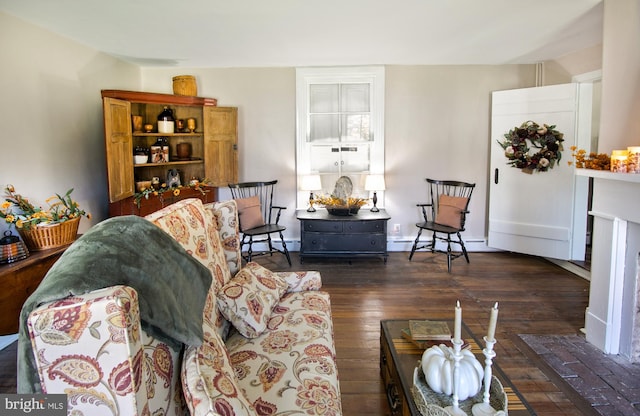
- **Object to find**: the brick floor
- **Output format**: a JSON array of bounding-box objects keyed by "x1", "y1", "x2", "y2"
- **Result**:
[{"x1": 519, "y1": 334, "x2": 640, "y2": 415}]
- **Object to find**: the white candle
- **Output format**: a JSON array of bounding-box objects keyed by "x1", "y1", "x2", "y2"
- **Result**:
[
  {"x1": 454, "y1": 300, "x2": 462, "y2": 343},
  {"x1": 487, "y1": 302, "x2": 499, "y2": 341}
]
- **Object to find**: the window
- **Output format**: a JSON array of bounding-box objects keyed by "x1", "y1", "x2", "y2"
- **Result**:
[{"x1": 296, "y1": 66, "x2": 385, "y2": 208}]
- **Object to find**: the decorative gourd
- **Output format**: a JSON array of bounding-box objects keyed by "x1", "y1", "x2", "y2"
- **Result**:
[{"x1": 421, "y1": 344, "x2": 484, "y2": 401}]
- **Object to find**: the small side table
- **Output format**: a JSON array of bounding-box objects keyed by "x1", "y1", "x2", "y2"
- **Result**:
[
  {"x1": 0, "y1": 244, "x2": 71, "y2": 335},
  {"x1": 297, "y1": 208, "x2": 390, "y2": 263}
]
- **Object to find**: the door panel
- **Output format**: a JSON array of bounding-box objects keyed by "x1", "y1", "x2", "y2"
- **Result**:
[
  {"x1": 203, "y1": 107, "x2": 238, "y2": 187},
  {"x1": 488, "y1": 83, "x2": 589, "y2": 260},
  {"x1": 103, "y1": 97, "x2": 134, "y2": 203}
]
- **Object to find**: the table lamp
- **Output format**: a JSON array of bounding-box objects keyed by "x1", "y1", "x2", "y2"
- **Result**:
[
  {"x1": 301, "y1": 175, "x2": 322, "y2": 212},
  {"x1": 365, "y1": 174, "x2": 386, "y2": 212}
]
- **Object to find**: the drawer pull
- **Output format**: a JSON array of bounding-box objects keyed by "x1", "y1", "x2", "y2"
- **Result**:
[{"x1": 386, "y1": 383, "x2": 400, "y2": 412}]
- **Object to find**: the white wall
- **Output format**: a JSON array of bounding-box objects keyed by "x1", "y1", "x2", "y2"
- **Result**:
[
  {"x1": 0, "y1": 12, "x2": 140, "y2": 235},
  {"x1": 142, "y1": 65, "x2": 537, "y2": 248},
  {"x1": 1, "y1": 11, "x2": 601, "y2": 252},
  {"x1": 598, "y1": 0, "x2": 640, "y2": 153}
]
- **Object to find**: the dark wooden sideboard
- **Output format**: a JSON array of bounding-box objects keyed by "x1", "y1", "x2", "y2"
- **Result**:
[
  {"x1": 0, "y1": 244, "x2": 71, "y2": 335},
  {"x1": 297, "y1": 208, "x2": 390, "y2": 263}
]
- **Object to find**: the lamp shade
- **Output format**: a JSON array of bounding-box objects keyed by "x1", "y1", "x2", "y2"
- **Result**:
[
  {"x1": 365, "y1": 174, "x2": 386, "y2": 191},
  {"x1": 300, "y1": 174, "x2": 322, "y2": 191}
]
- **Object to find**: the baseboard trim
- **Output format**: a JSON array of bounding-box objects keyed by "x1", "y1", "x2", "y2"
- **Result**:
[{"x1": 246, "y1": 238, "x2": 499, "y2": 254}]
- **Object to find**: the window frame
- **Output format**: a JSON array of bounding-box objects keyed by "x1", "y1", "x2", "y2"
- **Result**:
[{"x1": 295, "y1": 66, "x2": 385, "y2": 209}]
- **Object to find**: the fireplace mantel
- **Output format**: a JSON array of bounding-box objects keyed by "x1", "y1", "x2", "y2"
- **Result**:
[{"x1": 575, "y1": 168, "x2": 640, "y2": 183}]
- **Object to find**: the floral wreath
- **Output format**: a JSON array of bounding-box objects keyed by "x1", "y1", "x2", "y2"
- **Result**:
[{"x1": 498, "y1": 121, "x2": 564, "y2": 174}]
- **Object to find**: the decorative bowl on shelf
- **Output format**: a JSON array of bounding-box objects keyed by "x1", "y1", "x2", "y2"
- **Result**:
[{"x1": 134, "y1": 155, "x2": 148, "y2": 164}]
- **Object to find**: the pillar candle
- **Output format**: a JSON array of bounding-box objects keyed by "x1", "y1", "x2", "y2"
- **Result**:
[
  {"x1": 454, "y1": 300, "x2": 462, "y2": 343},
  {"x1": 628, "y1": 146, "x2": 640, "y2": 173},
  {"x1": 487, "y1": 302, "x2": 499, "y2": 341},
  {"x1": 611, "y1": 150, "x2": 629, "y2": 173}
]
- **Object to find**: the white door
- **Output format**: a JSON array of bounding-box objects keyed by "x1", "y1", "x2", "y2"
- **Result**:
[{"x1": 488, "y1": 83, "x2": 592, "y2": 260}]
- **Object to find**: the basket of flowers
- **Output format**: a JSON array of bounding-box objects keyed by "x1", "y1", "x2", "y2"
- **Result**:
[{"x1": 1, "y1": 185, "x2": 90, "y2": 251}]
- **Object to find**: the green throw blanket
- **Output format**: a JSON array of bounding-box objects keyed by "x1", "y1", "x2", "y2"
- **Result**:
[{"x1": 17, "y1": 215, "x2": 212, "y2": 393}]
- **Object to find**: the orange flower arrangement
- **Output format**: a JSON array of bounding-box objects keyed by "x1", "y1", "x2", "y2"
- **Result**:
[{"x1": 568, "y1": 146, "x2": 610, "y2": 170}]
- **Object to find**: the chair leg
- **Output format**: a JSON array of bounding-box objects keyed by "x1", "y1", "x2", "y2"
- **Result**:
[
  {"x1": 266, "y1": 234, "x2": 274, "y2": 257},
  {"x1": 279, "y1": 231, "x2": 291, "y2": 266},
  {"x1": 409, "y1": 228, "x2": 424, "y2": 260},
  {"x1": 239, "y1": 234, "x2": 248, "y2": 262},
  {"x1": 446, "y1": 234, "x2": 453, "y2": 273},
  {"x1": 430, "y1": 232, "x2": 437, "y2": 253},
  {"x1": 457, "y1": 231, "x2": 470, "y2": 263},
  {"x1": 246, "y1": 236, "x2": 253, "y2": 263}
]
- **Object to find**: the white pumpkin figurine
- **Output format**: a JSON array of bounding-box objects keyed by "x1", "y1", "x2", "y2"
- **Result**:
[{"x1": 421, "y1": 344, "x2": 484, "y2": 401}]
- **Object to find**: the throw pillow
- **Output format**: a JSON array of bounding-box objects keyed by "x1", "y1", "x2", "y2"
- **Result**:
[
  {"x1": 434, "y1": 194, "x2": 469, "y2": 229},
  {"x1": 216, "y1": 262, "x2": 288, "y2": 338},
  {"x1": 182, "y1": 331, "x2": 256, "y2": 415},
  {"x1": 234, "y1": 196, "x2": 264, "y2": 231}
]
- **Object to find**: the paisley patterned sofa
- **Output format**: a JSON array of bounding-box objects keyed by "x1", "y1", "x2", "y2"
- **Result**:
[{"x1": 22, "y1": 198, "x2": 342, "y2": 415}]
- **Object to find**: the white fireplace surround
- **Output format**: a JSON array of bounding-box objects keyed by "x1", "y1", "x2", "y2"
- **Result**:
[{"x1": 578, "y1": 169, "x2": 640, "y2": 361}]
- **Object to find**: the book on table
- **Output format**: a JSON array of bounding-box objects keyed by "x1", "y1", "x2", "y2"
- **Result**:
[
  {"x1": 401, "y1": 328, "x2": 470, "y2": 350},
  {"x1": 408, "y1": 320, "x2": 452, "y2": 341}
]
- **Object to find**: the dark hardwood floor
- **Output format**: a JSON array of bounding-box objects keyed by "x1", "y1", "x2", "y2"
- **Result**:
[{"x1": 0, "y1": 251, "x2": 590, "y2": 415}]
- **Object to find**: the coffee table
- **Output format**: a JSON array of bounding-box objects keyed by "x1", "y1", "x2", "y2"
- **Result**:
[{"x1": 380, "y1": 319, "x2": 534, "y2": 415}]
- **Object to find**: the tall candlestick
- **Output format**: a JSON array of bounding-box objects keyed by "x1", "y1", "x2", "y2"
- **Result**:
[
  {"x1": 487, "y1": 302, "x2": 499, "y2": 341},
  {"x1": 454, "y1": 300, "x2": 462, "y2": 343}
]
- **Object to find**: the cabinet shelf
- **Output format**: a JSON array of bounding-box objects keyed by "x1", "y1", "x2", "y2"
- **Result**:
[
  {"x1": 135, "y1": 159, "x2": 203, "y2": 168},
  {"x1": 133, "y1": 132, "x2": 202, "y2": 137}
]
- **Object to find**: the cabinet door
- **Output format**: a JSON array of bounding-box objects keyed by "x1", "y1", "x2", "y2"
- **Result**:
[
  {"x1": 103, "y1": 97, "x2": 134, "y2": 202},
  {"x1": 203, "y1": 107, "x2": 238, "y2": 186}
]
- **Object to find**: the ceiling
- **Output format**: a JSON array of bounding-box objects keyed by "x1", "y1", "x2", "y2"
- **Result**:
[{"x1": 0, "y1": 0, "x2": 603, "y2": 68}]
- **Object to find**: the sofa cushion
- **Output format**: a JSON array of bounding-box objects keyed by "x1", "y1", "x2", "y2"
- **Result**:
[
  {"x1": 145, "y1": 198, "x2": 232, "y2": 340},
  {"x1": 435, "y1": 194, "x2": 468, "y2": 229},
  {"x1": 274, "y1": 270, "x2": 323, "y2": 293},
  {"x1": 182, "y1": 329, "x2": 255, "y2": 415},
  {"x1": 204, "y1": 200, "x2": 242, "y2": 276},
  {"x1": 217, "y1": 262, "x2": 288, "y2": 338},
  {"x1": 225, "y1": 290, "x2": 342, "y2": 415},
  {"x1": 235, "y1": 196, "x2": 265, "y2": 231}
]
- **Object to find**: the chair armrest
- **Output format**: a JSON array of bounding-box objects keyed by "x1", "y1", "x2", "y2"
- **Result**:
[
  {"x1": 416, "y1": 203, "x2": 433, "y2": 222},
  {"x1": 25, "y1": 285, "x2": 184, "y2": 415},
  {"x1": 274, "y1": 270, "x2": 322, "y2": 292},
  {"x1": 27, "y1": 286, "x2": 149, "y2": 413},
  {"x1": 272, "y1": 205, "x2": 287, "y2": 224}
]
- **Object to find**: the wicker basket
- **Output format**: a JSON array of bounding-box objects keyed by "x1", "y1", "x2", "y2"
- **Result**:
[
  {"x1": 172, "y1": 75, "x2": 197, "y2": 96},
  {"x1": 19, "y1": 217, "x2": 80, "y2": 251}
]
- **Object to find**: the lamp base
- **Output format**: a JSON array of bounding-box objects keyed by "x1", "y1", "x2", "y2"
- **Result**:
[
  {"x1": 371, "y1": 191, "x2": 379, "y2": 212},
  {"x1": 307, "y1": 192, "x2": 316, "y2": 212}
]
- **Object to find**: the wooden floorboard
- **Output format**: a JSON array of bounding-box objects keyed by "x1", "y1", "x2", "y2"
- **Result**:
[{"x1": 0, "y1": 251, "x2": 590, "y2": 415}]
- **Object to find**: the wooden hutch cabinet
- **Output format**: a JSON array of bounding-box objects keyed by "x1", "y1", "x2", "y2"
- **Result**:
[{"x1": 101, "y1": 90, "x2": 238, "y2": 216}]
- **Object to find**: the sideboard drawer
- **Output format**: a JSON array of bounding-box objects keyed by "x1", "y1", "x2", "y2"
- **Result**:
[
  {"x1": 344, "y1": 220, "x2": 386, "y2": 233},
  {"x1": 303, "y1": 220, "x2": 343, "y2": 233},
  {"x1": 302, "y1": 233, "x2": 386, "y2": 253}
]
